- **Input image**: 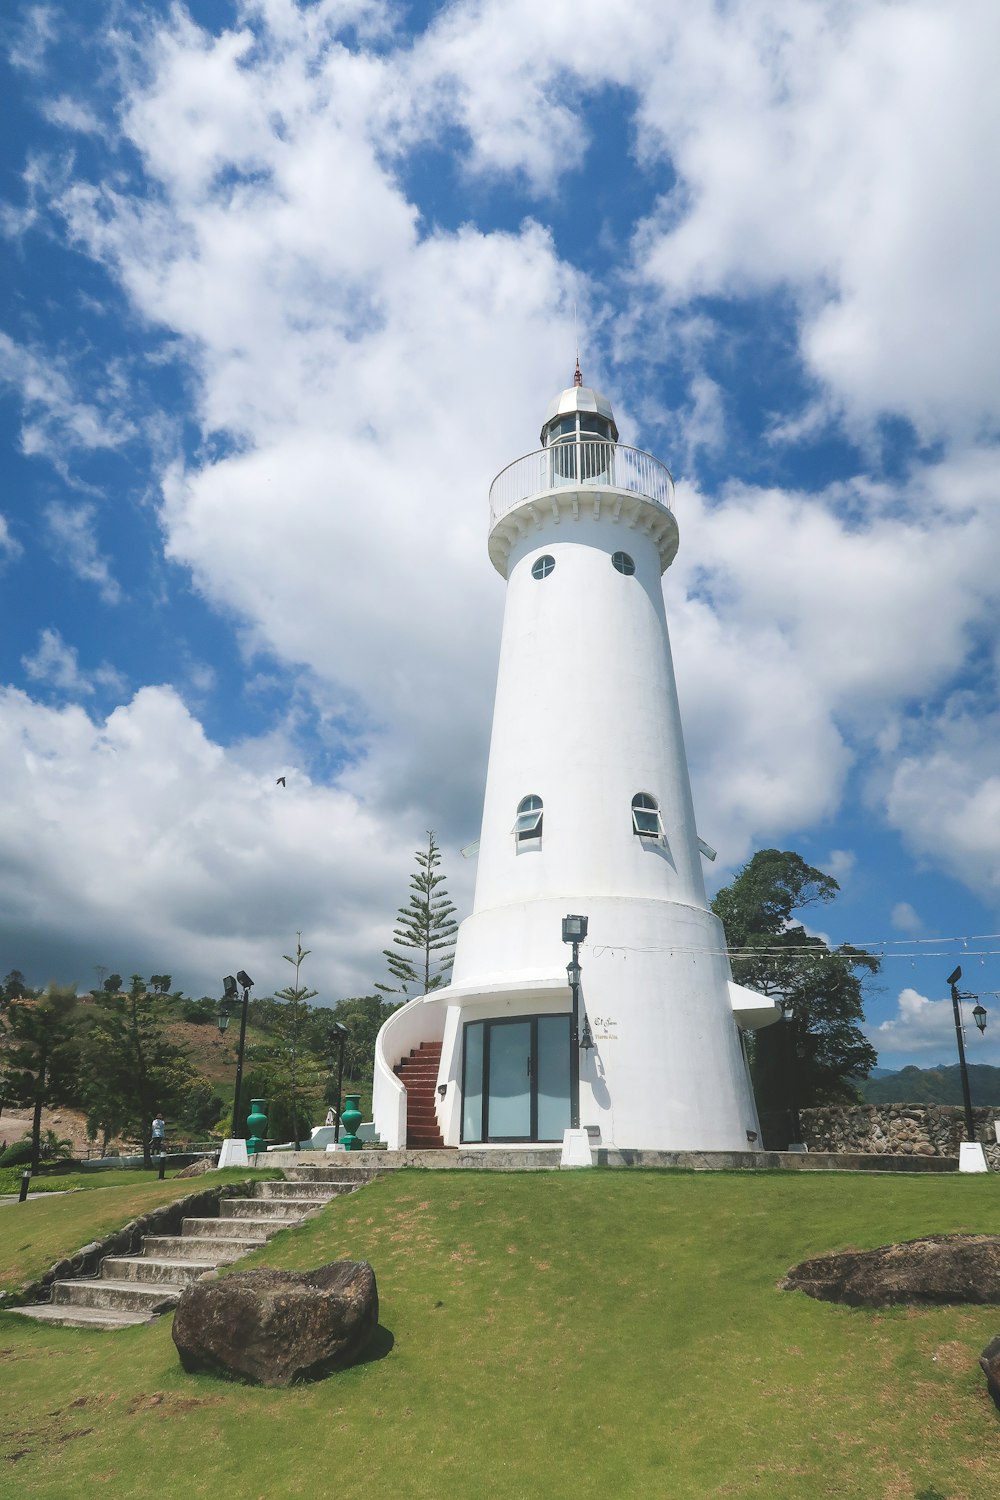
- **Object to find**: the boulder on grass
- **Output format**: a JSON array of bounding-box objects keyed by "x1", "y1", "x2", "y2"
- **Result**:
[
  {"x1": 980, "y1": 1335, "x2": 1000, "y2": 1409},
  {"x1": 783, "y1": 1234, "x2": 1000, "y2": 1308},
  {"x1": 172, "y1": 1261, "x2": 378, "y2": 1386}
]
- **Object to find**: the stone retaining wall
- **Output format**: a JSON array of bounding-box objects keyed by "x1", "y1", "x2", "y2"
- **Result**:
[{"x1": 800, "y1": 1103, "x2": 1000, "y2": 1168}]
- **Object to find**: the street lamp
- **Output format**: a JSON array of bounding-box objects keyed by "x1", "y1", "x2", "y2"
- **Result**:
[
  {"x1": 223, "y1": 971, "x2": 254, "y2": 1140},
  {"x1": 562, "y1": 914, "x2": 589, "y2": 1130},
  {"x1": 947, "y1": 966, "x2": 987, "y2": 1142},
  {"x1": 329, "y1": 1022, "x2": 349, "y2": 1144},
  {"x1": 780, "y1": 1000, "x2": 804, "y2": 1150}
]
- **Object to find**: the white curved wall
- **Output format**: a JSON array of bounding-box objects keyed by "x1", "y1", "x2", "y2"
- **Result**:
[{"x1": 373, "y1": 994, "x2": 446, "y2": 1150}]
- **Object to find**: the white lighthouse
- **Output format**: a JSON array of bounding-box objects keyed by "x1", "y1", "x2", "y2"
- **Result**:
[{"x1": 373, "y1": 370, "x2": 777, "y2": 1154}]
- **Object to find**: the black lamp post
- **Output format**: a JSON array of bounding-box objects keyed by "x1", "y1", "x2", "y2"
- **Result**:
[
  {"x1": 330, "y1": 1022, "x2": 349, "y2": 1144},
  {"x1": 222, "y1": 970, "x2": 254, "y2": 1139},
  {"x1": 562, "y1": 914, "x2": 589, "y2": 1131},
  {"x1": 780, "y1": 1000, "x2": 803, "y2": 1149},
  {"x1": 947, "y1": 966, "x2": 987, "y2": 1142}
]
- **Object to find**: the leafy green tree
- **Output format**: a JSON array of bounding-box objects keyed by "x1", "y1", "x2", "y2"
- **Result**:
[
  {"x1": 305, "y1": 994, "x2": 402, "y2": 1100},
  {"x1": 377, "y1": 831, "x2": 458, "y2": 997},
  {"x1": 3, "y1": 969, "x2": 37, "y2": 1004},
  {"x1": 712, "y1": 850, "x2": 879, "y2": 1121},
  {"x1": 2, "y1": 987, "x2": 81, "y2": 1171},
  {"x1": 80, "y1": 974, "x2": 195, "y2": 1166}
]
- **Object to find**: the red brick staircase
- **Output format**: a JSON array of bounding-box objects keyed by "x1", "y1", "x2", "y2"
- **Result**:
[{"x1": 395, "y1": 1040, "x2": 446, "y2": 1149}]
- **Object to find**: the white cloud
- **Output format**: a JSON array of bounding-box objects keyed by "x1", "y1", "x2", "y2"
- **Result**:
[
  {"x1": 21, "y1": 627, "x2": 125, "y2": 698},
  {"x1": 891, "y1": 901, "x2": 924, "y2": 936},
  {"x1": 33, "y1": 3, "x2": 1000, "y2": 887},
  {"x1": 0, "y1": 513, "x2": 22, "y2": 564},
  {"x1": 8, "y1": 4, "x2": 57, "y2": 74},
  {"x1": 41, "y1": 96, "x2": 102, "y2": 134},
  {"x1": 825, "y1": 850, "x2": 856, "y2": 887},
  {"x1": 882, "y1": 703, "x2": 1000, "y2": 902},
  {"x1": 6, "y1": 0, "x2": 1000, "y2": 993},
  {"x1": 44, "y1": 502, "x2": 122, "y2": 604},
  {"x1": 0, "y1": 332, "x2": 134, "y2": 462},
  {"x1": 870, "y1": 984, "x2": 1000, "y2": 1066},
  {"x1": 0, "y1": 684, "x2": 473, "y2": 998},
  {"x1": 872, "y1": 987, "x2": 953, "y2": 1056}
]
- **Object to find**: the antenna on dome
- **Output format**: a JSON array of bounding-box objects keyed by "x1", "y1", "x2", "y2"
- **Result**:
[{"x1": 574, "y1": 301, "x2": 582, "y2": 386}]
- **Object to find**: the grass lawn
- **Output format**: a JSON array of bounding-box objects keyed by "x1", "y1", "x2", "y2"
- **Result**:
[{"x1": 1, "y1": 1168, "x2": 999, "y2": 1498}]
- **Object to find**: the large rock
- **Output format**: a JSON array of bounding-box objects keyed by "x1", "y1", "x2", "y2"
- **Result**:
[
  {"x1": 172, "y1": 1261, "x2": 378, "y2": 1386},
  {"x1": 980, "y1": 1335, "x2": 1000, "y2": 1409},
  {"x1": 783, "y1": 1234, "x2": 1000, "y2": 1307}
]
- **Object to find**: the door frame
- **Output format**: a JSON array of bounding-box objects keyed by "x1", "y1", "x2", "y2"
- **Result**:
[{"x1": 461, "y1": 1014, "x2": 572, "y2": 1144}]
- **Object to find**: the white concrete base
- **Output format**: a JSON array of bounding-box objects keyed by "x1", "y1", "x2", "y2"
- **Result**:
[
  {"x1": 560, "y1": 1128, "x2": 594, "y2": 1169},
  {"x1": 959, "y1": 1142, "x2": 990, "y2": 1173},
  {"x1": 218, "y1": 1138, "x2": 248, "y2": 1169}
]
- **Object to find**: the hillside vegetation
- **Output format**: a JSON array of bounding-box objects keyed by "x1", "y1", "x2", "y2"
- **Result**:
[{"x1": 859, "y1": 1063, "x2": 1000, "y2": 1106}]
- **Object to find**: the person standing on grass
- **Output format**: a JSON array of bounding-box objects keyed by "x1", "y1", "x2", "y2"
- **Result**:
[{"x1": 151, "y1": 1111, "x2": 166, "y2": 1153}]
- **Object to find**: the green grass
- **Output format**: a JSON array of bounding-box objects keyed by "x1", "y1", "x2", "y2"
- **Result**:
[
  {"x1": 0, "y1": 1169, "x2": 282, "y2": 1291},
  {"x1": 2, "y1": 1169, "x2": 999, "y2": 1498}
]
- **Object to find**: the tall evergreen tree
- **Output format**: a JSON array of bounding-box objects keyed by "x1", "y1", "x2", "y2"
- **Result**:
[
  {"x1": 80, "y1": 974, "x2": 194, "y2": 1166},
  {"x1": 273, "y1": 934, "x2": 323, "y2": 1150},
  {"x1": 712, "y1": 849, "x2": 879, "y2": 1116},
  {"x1": 2, "y1": 986, "x2": 80, "y2": 1171},
  {"x1": 377, "y1": 831, "x2": 458, "y2": 996}
]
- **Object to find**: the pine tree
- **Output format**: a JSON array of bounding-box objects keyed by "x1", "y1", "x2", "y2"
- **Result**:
[
  {"x1": 269, "y1": 930, "x2": 320, "y2": 1152},
  {"x1": 377, "y1": 831, "x2": 458, "y2": 996},
  {"x1": 2, "y1": 986, "x2": 81, "y2": 1171},
  {"x1": 80, "y1": 974, "x2": 194, "y2": 1166}
]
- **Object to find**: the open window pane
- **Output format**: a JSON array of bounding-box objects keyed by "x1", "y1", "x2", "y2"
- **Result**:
[
  {"x1": 514, "y1": 810, "x2": 543, "y2": 836},
  {"x1": 632, "y1": 808, "x2": 661, "y2": 836}
]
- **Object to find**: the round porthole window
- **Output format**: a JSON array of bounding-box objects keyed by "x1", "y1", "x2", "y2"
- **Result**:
[
  {"x1": 612, "y1": 551, "x2": 635, "y2": 575},
  {"x1": 531, "y1": 554, "x2": 556, "y2": 580}
]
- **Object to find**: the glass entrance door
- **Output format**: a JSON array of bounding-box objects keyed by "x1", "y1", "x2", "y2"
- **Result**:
[
  {"x1": 461, "y1": 1015, "x2": 572, "y2": 1143},
  {"x1": 487, "y1": 1021, "x2": 532, "y2": 1139}
]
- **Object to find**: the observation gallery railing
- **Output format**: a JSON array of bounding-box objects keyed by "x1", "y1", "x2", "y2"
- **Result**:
[{"x1": 488, "y1": 439, "x2": 674, "y2": 532}]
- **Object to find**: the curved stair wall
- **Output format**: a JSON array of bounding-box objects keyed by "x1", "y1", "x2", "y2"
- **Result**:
[{"x1": 373, "y1": 994, "x2": 447, "y2": 1149}]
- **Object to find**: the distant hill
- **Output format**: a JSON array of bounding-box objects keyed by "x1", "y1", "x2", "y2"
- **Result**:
[{"x1": 860, "y1": 1064, "x2": 1000, "y2": 1106}]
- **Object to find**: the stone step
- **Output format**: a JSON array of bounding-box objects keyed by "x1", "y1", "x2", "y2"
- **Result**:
[
  {"x1": 11, "y1": 1303, "x2": 154, "y2": 1329},
  {"x1": 254, "y1": 1180, "x2": 355, "y2": 1201},
  {"x1": 220, "y1": 1198, "x2": 315, "y2": 1220},
  {"x1": 101, "y1": 1256, "x2": 219, "y2": 1285},
  {"x1": 52, "y1": 1279, "x2": 182, "y2": 1314},
  {"x1": 183, "y1": 1215, "x2": 285, "y2": 1239},
  {"x1": 144, "y1": 1234, "x2": 264, "y2": 1260}
]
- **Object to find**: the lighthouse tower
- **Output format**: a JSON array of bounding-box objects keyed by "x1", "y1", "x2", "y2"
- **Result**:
[{"x1": 373, "y1": 371, "x2": 777, "y2": 1154}]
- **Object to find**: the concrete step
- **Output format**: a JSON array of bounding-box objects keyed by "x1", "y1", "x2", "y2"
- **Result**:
[
  {"x1": 52, "y1": 1279, "x2": 182, "y2": 1314},
  {"x1": 221, "y1": 1198, "x2": 315, "y2": 1220},
  {"x1": 144, "y1": 1234, "x2": 264, "y2": 1260},
  {"x1": 11, "y1": 1303, "x2": 154, "y2": 1329},
  {"x1": 182, "y1": 1215, "x2": 285, "y2": 1239},
  {"x1": 101, "y1": 1256, "x2": 218, "y2": 1285},
  {"x1": 254, "y1": 1180, "x2": 355, "y2": 1201}
]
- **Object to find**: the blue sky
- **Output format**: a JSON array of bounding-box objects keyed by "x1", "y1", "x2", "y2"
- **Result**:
[{"x1": 2, "y1": 0, "x2": 1000, "y2": 1070}]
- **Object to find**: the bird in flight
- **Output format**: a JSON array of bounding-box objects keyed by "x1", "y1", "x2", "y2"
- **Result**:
[{"x1": 276, "y1": 776, "x2": 286, "y2": 787}]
